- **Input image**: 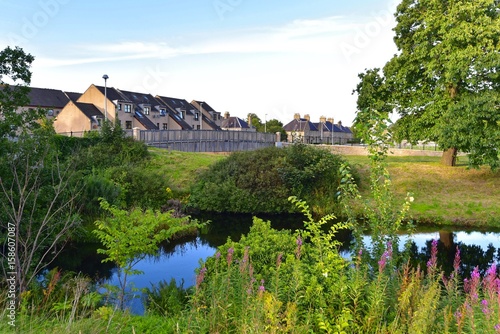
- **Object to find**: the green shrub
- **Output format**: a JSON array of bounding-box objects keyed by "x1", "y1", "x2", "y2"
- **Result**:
[
  {"x1": 188, "y1": 144, "x2": 354, "y2": 214},
  {"x1": 144, "y1": 278, "x2": 190, "y2": 316}
]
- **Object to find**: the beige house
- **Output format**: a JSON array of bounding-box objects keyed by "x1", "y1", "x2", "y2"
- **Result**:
[
  {"x1": 53, "y1": 100, "x2": 103, "y2": 135},
  {"x1": 283, "y1": 113, "x2": 353, "y2": 144},
  {"x1": 16, "y1": 83, "x2": 248, "y2": 136},
  {"x1": 221, "y1": 112, "x2": 255, "y2": 131},
  {"x1": 191, "y1": 100, "x2": 222, "y2": 130}
]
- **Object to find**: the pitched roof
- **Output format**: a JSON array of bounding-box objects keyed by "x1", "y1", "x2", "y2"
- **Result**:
[
  {"x1": 74, "y1": 102, "x2": 103, "y2": 119},
  {"x1": 116, "y1": 89, "x2": 162, "y2": 107},
  {"x1": 134, "y1": 110, "x2": 158, "y2": 130},
  {"x1": 65, "y1": 92, "x2": 82, "y2": 102},
  {"x1": 283, "y1": 119, "x2": 318, "y2": 132},
  {"x1": 26, "y1": 87, "x2": 69, "y2": 109},
  {"x1": 221, "y1": 117, "x2": 250, "y2": 129},
  {"x1": 156, "y1": 96, "x2": 196, "y2": 116},
  {"x1": 94, "y1": 85, "x2": 131, "y2": 102},
  {"x1": 191, "y1": 100, "x2": 216, "y2": 113}
]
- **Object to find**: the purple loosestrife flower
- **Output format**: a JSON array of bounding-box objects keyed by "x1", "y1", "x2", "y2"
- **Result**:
[
  {"x1": 215, "y1": 251, "x2": 221, "y2": 260},
  {"x1": 454, "y1": 309, "x2": 464, "y2": 330},
  {"x1": 453, "y1": 246, "x2": 461, "y2": 272},
  {"x1": 258, "y1": 279, "x2": 265, "y2": 295},
  {"x1": 378, "y1": 251, "x2": 389, "y2": 274},
  {"x1": 276, "y1": 253, "x2": 283, "y2": 268},
  {"x1": 495, "y1": 324, "x2": 500, "y2": 333},
  {"x1": 196, "y1": 267, "x2": 207, "y2": 289},
  {"x1": 295, "y1": 236, "x2": 302, "y2": 259},
  {"x1": 481, "y1": 299, "x2": 491, "y2": 318},
  {"x1": 227, "y1": 247, "x2": 234, "y2": 266},
  {"x1": 484, "y1": 263, "x2": 497, "y2": 300},
  {"x1": 465, "y1": 266, "x2": 481, "y2": 303},
  {"x1": 427, "y1": 239, "x2": 438, "y2": 274},
  {"x1": 240, "y1": 247, "x2": 250, "y2": 273}
]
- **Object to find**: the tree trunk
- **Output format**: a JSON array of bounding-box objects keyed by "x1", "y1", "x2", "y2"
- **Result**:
[
  {"x1": 441, "y1": 147, "x2": 457, "y2": 166},
  {"x1": 439, "y1": 231, "x2": 454, "y2": 249}
]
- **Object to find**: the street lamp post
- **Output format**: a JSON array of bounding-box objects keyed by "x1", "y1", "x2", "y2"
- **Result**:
[
  {"x1": 264, "y1": 114, "x2": 267, "y2": 133},
  {"x1": 102, "y1": 74, "x2": 109, "y2": 122}
]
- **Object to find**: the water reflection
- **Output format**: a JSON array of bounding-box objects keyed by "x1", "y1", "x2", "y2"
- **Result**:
[{"x1": 52, "y1": 214, "x2": 500, "y2": 315}]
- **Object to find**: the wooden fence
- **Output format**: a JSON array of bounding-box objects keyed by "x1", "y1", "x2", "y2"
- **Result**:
[{"x1": 135, "y1": 129, "x2": 277, "y2": 152}]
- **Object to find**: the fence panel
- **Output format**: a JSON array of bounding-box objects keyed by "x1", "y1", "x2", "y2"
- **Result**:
[{"x1": 136, "y1": 130, "x2": 276, "y2": 152}]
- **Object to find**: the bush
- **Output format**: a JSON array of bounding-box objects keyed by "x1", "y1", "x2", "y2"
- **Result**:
[{"x1": 188, "y1": 144, "x2": 355, "y2": 214}]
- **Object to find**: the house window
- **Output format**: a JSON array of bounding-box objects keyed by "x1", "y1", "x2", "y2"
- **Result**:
[
  {"x1": 144, "y1": 107, "x2": 150, "y2": 115},
  {"x1": 124, "y1": 104, "x2": 131, "y2": 113},
  {"x1": 162, "y1": 123, "x2": 167, "y2": 130},
  {"x1": 160, "y1": 109, "x2": 166, "y2": 116},
  {"x1": 195, "y1": 112, "x2": 199, "y2": 120},
  {"x1": 196, "y1": 125, "x2": 200, "y2": 130},
  {"x1": 156, "y1": 123, "x2": 159, "y2": 128},
  {"x1": 180, "y1": 110, "x2": 185, "y2": 119},
  {"x1": 125, "y1": 121, "x2": 132, "y2": 129},
  {"x1": 47, "y1": 109, "x2": 54, "y2": 116},
  {"x1": 117, "y1": 103, "x2": 122, "y2": 111}
]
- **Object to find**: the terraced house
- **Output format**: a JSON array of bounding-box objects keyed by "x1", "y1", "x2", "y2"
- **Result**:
[{"x1": 7, "y1": 85, "x2": 352, "y2": 144}]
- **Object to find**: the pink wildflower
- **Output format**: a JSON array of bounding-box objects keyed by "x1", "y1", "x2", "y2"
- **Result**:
[{"x1": 427, "y1": 239, "x2": 438, "y2": 274}]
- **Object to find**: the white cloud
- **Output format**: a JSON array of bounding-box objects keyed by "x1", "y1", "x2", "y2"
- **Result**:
[{"x1": 35, "y1": 15, "x2": 375, "y2": 67}]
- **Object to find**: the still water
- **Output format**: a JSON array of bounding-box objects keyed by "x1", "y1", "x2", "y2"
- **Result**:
[{"x1": 58, "y1": 214, "x2": 500, "y2": 314}]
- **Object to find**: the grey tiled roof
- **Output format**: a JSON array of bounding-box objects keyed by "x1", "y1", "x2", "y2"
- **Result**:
[
  {"x1": 75, "y1": 102, "x2": 103, "y2": 119},
  {"x1": 134, "y1": 111, "x2": 158, "y2": 130},
  {"x1": 26, "y1": 87, "x2": 70, "y2": 108},
  {"x1": 221, "y1": 117, "x2": 250, "y2": 129},
  {"x1": 94, "y1": 85, "x2": 131, "y2": 102},
  {"x1": 65, "y1": 92, "x2": 82, "y2": 102}
]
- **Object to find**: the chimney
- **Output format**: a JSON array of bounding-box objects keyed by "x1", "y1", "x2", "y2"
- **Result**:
[
  {"x1": 248, "y1": 114, "x2": 252, "y2": 126},
  {"x1": 224, "y1": 112, "x2": 230, "y2": 119},
  {"x1": 294, "y1": 113, "x2": 301, "y2": 120},
  {"x1": 304, "y1": 114, "x2": 310, "y2": 121},
  {"x1": 337, "y1": 120, "x2": 342, "y2": 126},
  {"x1": 320, "y1": 116, "x2": 326, "y2": 123},
  {"x1": 327, "y1": 117, "x2": 334, "y2": 124}
]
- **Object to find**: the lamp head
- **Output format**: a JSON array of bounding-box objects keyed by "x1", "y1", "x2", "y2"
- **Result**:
[{"x1": 102, "y1": 74, "x2": 109, "y2": 80}]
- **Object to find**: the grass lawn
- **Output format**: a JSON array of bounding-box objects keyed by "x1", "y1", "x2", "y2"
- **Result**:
[
  {"x1": 147, "y1": 148, "x2": 225, "y2": 194},
  {"x1": 346, "y1": 155, "x2": 500, "y2": 226},
  {"x1": 148, "y1": 147, "x2": 499, "y2": 226}
]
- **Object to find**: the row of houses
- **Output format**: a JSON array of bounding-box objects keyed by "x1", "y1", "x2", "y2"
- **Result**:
[{"x1": 15, "y1": 84, "x2": 353, "y2": 143}]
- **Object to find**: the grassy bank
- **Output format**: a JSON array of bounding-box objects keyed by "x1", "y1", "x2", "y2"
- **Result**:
[
  {"x1": 149, "y1": 148, "x2": 499, "y2": 226},
  {"x1": 346, "y1": 155, "x2": 500, "y2": 226}
]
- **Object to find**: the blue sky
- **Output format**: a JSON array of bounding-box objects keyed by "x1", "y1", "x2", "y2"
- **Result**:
[{"x1": 0, "y1": 0, "x2": 399, "y2": 125}]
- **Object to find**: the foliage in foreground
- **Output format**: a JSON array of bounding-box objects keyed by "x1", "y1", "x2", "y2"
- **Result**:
[{"x1": 188, "y1": 144, "x2": 353, "y2": 214}]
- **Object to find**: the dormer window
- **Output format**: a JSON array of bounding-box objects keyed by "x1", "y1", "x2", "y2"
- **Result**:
[
  {"x1": 124, "y1": 104, "x2": 131, "y2": 113},
  {"x1": 117, "y1": 103, "x2": 122, "y2": 111},
  {"x1": 159, "y1": 109, "x2": 166, "y2": 116},
  {"x1": 195, "y1": 112, "x2": 199, "y2": 120},
  {"x1": 144, "y1": 107, "x2": 150, "y2": 115}
]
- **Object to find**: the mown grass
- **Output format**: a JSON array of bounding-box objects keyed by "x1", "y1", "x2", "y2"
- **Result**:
[
  {"x1": 148, "y1": 148, "x2": 499, "y2": 226},
  {"x1": 345, "y1": 155, "x2": 500, "y2": 226},
  {"x1": 147, "y1": 148, "x2": 225, "y2": 195}
]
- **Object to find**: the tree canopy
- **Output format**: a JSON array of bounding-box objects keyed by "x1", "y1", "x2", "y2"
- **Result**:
[
  {"x1": 0, "y1": 46, "x2": 41, "y2": 140},
  {"x1": 354, "y1": 0, "x2": 500, "y2": 168}
]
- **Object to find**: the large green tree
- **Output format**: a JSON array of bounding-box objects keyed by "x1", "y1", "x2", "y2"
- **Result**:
[{"x1": 354, "y1": 0, "x2": 500, "y2": 168}]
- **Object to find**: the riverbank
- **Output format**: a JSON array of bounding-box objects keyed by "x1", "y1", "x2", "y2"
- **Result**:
[{"x1": 149, "y1": 148, "x2": 499, "y2": 226}]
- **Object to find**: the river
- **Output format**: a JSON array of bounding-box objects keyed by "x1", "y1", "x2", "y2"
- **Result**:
[{"x1": 54, "y1": 213, "x2": 500, "y2": 314}]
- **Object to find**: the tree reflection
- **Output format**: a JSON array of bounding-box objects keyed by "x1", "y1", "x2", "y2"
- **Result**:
[{"x1": 407, "y1": 232, "x2": 499, "y2": 280}]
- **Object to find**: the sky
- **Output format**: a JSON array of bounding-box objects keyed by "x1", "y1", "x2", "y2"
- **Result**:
[{"x1": 0, "y1": 0, "x2": 400, "y2": 126}]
